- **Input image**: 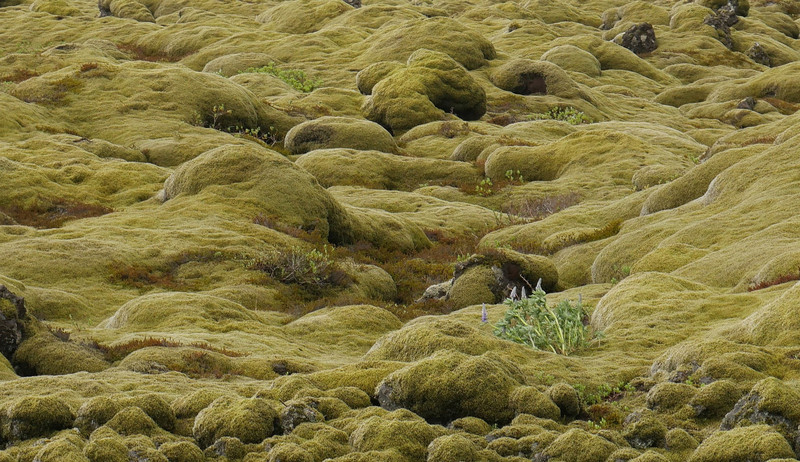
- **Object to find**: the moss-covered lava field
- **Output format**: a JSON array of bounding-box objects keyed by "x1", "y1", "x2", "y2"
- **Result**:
[{"x1": 2, "y1": 0, "x2": 800, "y2": 460}]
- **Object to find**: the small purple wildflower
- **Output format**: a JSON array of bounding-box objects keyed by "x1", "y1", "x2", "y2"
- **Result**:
[{"x1": 481, "y1": 303, "x2": 488, "y2": 323}]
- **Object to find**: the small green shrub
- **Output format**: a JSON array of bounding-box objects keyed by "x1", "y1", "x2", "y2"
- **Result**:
[
  {"x1": 250, "y1": 245, "x2": 349, "y2": 290},
  {"x1": 475, "y1": 178, "x2": 493, "y2": 196},
  {"x1": 493, "y1": 285, "x2": 591, "y2": 355},
  {"x1": 531, "y1": 107, "x2": 592, "y2": 125},
  {"x1": 240, "y1": 62, "x2": 322, "y2": 92}
]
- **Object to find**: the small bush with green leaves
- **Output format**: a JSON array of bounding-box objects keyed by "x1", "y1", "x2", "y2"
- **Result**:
[
  {"x1": 250, "y1": 245, "x2": 348, "y2": 290},
  {"x1": 240, "y1": 62, "x2": 322, "y2": 93},
  {"x1": 532, "y1": 107, "x2": 591, "y2": 125},
  {"x1": 494, "y1": 284, "x2": 591, "y2": 355}
]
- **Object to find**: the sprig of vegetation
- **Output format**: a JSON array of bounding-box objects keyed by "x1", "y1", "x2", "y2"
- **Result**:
[
  {"x1": 531, "y1": 107, "x2": 592, "y2": 125},
  {"x1": 250, "y1": 245, "x2": 349, "y2": 290},
  {"x1": 240, "y1": 62, "x2": 322, "y2": 93},
  {"x1": 493, "y1": 284, "x2": 591, "y2": 355}
]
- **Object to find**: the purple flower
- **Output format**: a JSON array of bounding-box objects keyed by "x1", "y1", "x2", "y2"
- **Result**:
[{"x1": 481, "y1": 303, "x2": 488, "y2": 323}]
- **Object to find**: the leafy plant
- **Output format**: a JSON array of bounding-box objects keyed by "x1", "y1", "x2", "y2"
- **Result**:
[
  {"x1": 240, "y1": 62, "x2": 322, "y2": 93},
  {"x1": 504, "y1": 169, "x2": 524, "y2": 183},
  {"x1": 250, "y1": 245, "x2": 349, "y2": 290},
  {"x1": 531, "y1": 107, "x2": 592, "y2": 125},
  {"x1": 494, "y1": 283, "x2": 591, "y2": 355},
  {"x1": 475, "y1": 177, "x2": 493, "y2": 196}
]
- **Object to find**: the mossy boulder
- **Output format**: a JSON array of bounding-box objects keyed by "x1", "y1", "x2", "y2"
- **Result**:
[
  {"x1": 171, "y1": 389, "x2": 232, "y2": 419},
  {"x1": 491, "y1": 59, "x2": 580, "y2": 98},
  {"x1": 3, "y1": 396, "x2": 75, "y2": 441},
  {"x1": 358, "y1": 17, "x2": 495, "y2": 71},
  {"x1": 365, "y1": 317, "x2": 501, "y2": 362},
  {"x1": 541, "y1": 45, "x2": 602, "y2": 77},
  {"x1": 697, "y1": 0, "x2": 749, "y2": 16},
  {"x1": 158, "y1": 441, "x2": 204, "y2": 462},
  {"x1": 102, "y1": 292, "x2": 260, "y2": 332},
  {"x1": 623, "y1": 414, "x2": 667, "y2": 449},
  {"x1": 426, "y1": 434, "x2": 480, "y2": 462},
  {"x1": 363, "y1": 49, "x2": 486, "y2": 133},
  {"x1": 284, "y1": 117, "x2": 398, "y2": 154},
  {"x1": 547, "y1": 383, "x2": 581, "y2": 418},
  {"x1": 540, "y1": 428, "x2": 617, "y2": 462},
  {"x1": 448, "y1": 265, "x2": 502, "y2": 309},
  {"x1": 12, "y1": 329, "x2": 109, "y2": 376},
  {"x1": 645, "y1": 382, "x2": 697, "y2": 412},
  {"x1": 509, "y1": 387, "x2": 561, "y2": 420},
  {"x1": 84, "y1": 432, "x2": 129, "y2": 462},
  {"x1": 295, "y1": 148, "x2": 479, "y2": 190},
  {"x1": 29, "y1": 433, "x2": 88, "y2": 462},
  {"x1": 159, "y1": 143, "x2": 358, "y2": 244},
  {"x1": 665, "y1": 428, "x2": 698, "y2": 452},
  {"x1": 349, "y1": 409, "x2": 446, "y2": 461},
  {"x1": 193, "y1": 397, "x2": 278, "y2": 448},
  {"x1": 448, "y1": 416, "x2": 492, "y2": 436},
  {"x1": 98, "y1": 0, "x2": 154, "y2": 22},
  {"x1": 721, "y1": 377, "x2": 800, "y2": 441},
  {"x1": 688, "y1": 425, "x2": 794, "y2": 462},
  {"x1": 256, "y1": 0, "x2": 350, "y2": 34},
  {"x1": 375, "y1": 350, "x2": 524, "y2": 424},
  {"x1": 688, "y1": 380, "x2": 742, "y2": 419},
  {"x1": 280, "y1": 399, "x2": 325, "y2": 433},
  {"x1": 356, "y1": 62, "x2": 405, "y2": 95},
  {"x1": 104, "y1": 407, "x2": 160, "y2": 436},
  {"x1": 75, "y1": 396, "x2": 123, "y2": 434},
  {"x1": 121, "y1": 394, "x2": 176, "y2": 432}
]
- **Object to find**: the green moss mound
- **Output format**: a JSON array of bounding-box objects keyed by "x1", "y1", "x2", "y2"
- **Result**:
[
  {"x1": 295, "y1": 149, "x2": 479, "y2": 190},
  {"x1": 3, "y1": 396, "x2": 75, "y2": 441},
  {"x1": 541, "y1": 428, "x2": 617, "y2": 462},
  {"x1": 365, "y1": 317, "x2": 502, "y2": 362},
  {"x1": 357, "y1": 17, "x2": 495, "y2": 71},
  {"x1": 491, "y1": 59, "x2": 580, "y2": 98},
  {"x1": 541, "y1": 45, "x2": 602, "y2": 77},
  {"x1": 349, "y1": 409, "x2": 447, "y2": 462},
  {"x1": 375, "y1": 350, "x2": 524, "y2": 424},
  {"x1": 101, "y1": 292, "x2": 260, "y2": 331},
  {"x1": 689, "y1": 425, "x2": 794, "y2": 462},
  {"x1": 363, "y1": 50, "x2": 487, "y2": 132},
  {"x1": 193, "y1": 396, "x2": 277, "y2": 448},
  {"x1": 285, "y1": 117, "x2": 398, "y2": 154},
  {"x1": 161, "y1": 143, "x2": 353, "y2": 243}
]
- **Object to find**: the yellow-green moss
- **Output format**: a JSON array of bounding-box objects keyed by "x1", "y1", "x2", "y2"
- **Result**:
[
  {"x1": 158, "y1": 441, "x2": 204, "y2": 462},
  {"x1": 356, "y1": 62, "x2": 404, "y2": 95},
  {"x1": 542, "y1": 428, "x2": 617, "y2": 462},
  {"x1": 509, "y1": 386, "x2": 560, "y2": 420},
  {"x1": 193, "y1": 397, "x2": 277, "y2": 448},
  {"x1": 689, "y1": 425, "x2": 794, "y2": 462},
  {"x1": 363, "y1": 49, "x2": 486, "y2": 132},
  {"x1": 3, "y1": 395, "x2": 75, "y2": 441},
  {"x1": 645, "y1": 382, "x2": 697, "y2": 413},
  {"x1": 546, "y1": 383, "x2": 581, "y2": 418},
  {"x1": 365, "y1": 317, "x2": 502, "y2": 362},
  {"x1": 349, "y1": 409, "x2": 447, "y2": 462},
  {"x1": 357, "y1": 17, "x2": 495, "y2": 71},
  {"x1": 375, "y1": 350, "x2": 524, "y2": 424},
  {"x1": 688, "y1": 379, "x2": 742, "y2": 419},
  {"x1": 285, "y1": 117, "x2": 398, "y2": 154},
  {"x1": 623, "y1": 414, "x2": 667, "y2": 449},
  {"x1": 541, "y1": 45, "x2": 602, "y2": 77}
]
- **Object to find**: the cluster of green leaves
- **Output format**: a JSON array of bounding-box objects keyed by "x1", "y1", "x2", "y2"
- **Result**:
[
  {"x1": 574, "y1": 382, "x2": 636, "y2": 406},
  {"x1": 250, "y1": 245, "x2": 348, "y2": 290},
  {"x1": 532, "y1": 107, "x2": 592, "y2": 125},
  {"x1": 475, "y1": 177, "x2": 493, "y2": 196},
  {"x1": 240, "y1": 62, "x2": 322, "y2": 93},
  {"x1": 493, "y1": 286, "x2": 590, "y2": 355}
]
